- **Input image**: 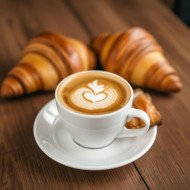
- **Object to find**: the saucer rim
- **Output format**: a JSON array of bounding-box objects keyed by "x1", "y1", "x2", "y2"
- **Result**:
[{"x1": 34, "y1": 99, "x2": 157, "y2": 171}]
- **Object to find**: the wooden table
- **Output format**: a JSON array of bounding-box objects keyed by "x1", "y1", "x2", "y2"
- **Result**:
[{"x1": 0, "y1": 0, "x2": 190, "y2": 189}]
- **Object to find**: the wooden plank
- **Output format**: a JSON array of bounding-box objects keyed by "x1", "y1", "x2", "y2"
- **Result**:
[
  {"x1": 0, "y1": 0, "x2": 147, "y2": 189},
  {"x1": 68, "y1": 0, "x2": 190, "y2": 189}
]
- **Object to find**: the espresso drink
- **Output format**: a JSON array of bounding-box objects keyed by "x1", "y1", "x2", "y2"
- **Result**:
[{"x1": 57, "y1": 72, "x2": 131, "y2": 115}]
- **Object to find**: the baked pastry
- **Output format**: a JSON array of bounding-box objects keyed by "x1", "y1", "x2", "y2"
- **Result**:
[
  {"x1": 126, "y1": 89, "x2": 162, "y2": 129},
  {"x1": 1, "y1": 32, "x2": 96, "y2": 98},
  {"x1": 92, "y1": 27, "x2": 182, "y2": 92}
]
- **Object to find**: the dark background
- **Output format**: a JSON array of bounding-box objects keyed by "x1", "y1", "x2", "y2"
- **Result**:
[{"x1": 162, "y1": 0, "x2": 190, "y2": 26}]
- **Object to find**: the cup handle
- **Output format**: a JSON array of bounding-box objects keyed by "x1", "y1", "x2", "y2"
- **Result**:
[{"x1": 117, "y1": 108, "x2": 150, "y2": 138}]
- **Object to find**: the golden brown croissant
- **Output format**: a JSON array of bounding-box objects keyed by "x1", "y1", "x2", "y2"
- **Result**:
[
  {"x1": 92, "y1": 27, "x2": 182, "y2": 92},
  {"x1": 126, "y1": 89, "x2": 162, "y2": 129},
  {"x1": 1, "y1": 32, "x2": 96, "y2": 98}
]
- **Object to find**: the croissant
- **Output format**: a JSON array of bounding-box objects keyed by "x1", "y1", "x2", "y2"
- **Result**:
[
  {"x1": 126, "y1": 89, "x2": 162, "y2": 129},
  {"x1": 92, "y1": 27, "x2": 182, "y2": 92},
  {"x1": 1, "y1": 32, "x2": 96, "y2": 98}
]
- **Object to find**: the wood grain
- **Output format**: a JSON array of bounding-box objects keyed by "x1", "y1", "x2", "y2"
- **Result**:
[
  {"x1": 0, "y1": 0, "x2": 147, "y2": 189},
  {"x1": 68, "y1": 0, "x2": 190, "y2": 189}
]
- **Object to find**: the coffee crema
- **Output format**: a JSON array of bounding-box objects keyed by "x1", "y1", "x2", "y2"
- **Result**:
[{"x1": 57, "y1": 72, "x2": 131, "y2": 115}]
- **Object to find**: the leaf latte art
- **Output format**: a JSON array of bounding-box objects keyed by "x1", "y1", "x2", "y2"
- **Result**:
[
  {"x1": 83, "y1": 80, "x2": 106, "y2": 103},
  {"x1": 69, "y1": 80, "x2": 120, "y2": 111},
  {"x1": 57, "y1": 72, "x2": 130, "y2": 115}
]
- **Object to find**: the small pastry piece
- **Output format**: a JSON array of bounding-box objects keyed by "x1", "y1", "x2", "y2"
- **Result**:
[
  {"x1": 126, "y1": 89, "x2": 162, "y2": 129},
  {"x1": 1, "y1": 32, "x2": 96, "y2": 98},
  {"x1": 91, "y1": 27, "x2": 182, "y2": 93}
]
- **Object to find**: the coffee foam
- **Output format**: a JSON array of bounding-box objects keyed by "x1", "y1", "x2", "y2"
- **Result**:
[{"x1": 57, "y1": 72, "x2": 131, "y2": 115}]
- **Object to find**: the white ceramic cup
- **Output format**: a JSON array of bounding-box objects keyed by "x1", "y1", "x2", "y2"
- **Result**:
[{"x1": 55, "y1": 71, "x2": 150, "y2": 148}]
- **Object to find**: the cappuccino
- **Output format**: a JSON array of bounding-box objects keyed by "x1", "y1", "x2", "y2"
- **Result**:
[{"x1": 57, "y1": 71, "x2": 131, "y2": 115}]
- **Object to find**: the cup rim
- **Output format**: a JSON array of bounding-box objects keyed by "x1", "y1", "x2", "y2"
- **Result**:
[{"x1": 55, "y1": 70, "x2": 133, "y2": 118}]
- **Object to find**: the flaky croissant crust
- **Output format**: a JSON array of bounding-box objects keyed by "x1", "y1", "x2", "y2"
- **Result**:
[
  {"x1": 126, "y1": 89, "x2": 162, "y2": 129},
  {"x1": 92, "y1": 27, "x2": 182, "y2": 92},
  {"x1": 1, "y1": 32, "x2": 96, "y2": 98}
]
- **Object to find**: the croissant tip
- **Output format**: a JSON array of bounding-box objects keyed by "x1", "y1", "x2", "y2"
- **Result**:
[
  {"x1": 1, "y1": 84, "x2": 15, "y2": 98},
  {"x1": 170, "y1": 82, "x2": 182, "y2": 92},
  {"x1": 165, "y1": 80, "x2": 182, "y2": 92},
  {"x1": 91, "y1": 33, "x2": 110, "y2": 54}
]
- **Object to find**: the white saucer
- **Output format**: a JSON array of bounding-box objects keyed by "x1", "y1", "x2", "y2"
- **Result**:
[{"x1": 34, "y1": 99, "x2": 157, "y2": 171}]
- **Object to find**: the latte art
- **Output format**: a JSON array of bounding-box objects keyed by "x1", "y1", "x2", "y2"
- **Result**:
[
  {"x1": 57, "y1": 72, "x2": 131, "y2": 115},
  {"x1": 83, "y1": 91, "x2": 106, "y2": 103},
  {"x1": 83, "y1": 80, "x2": 106, "y2": 103},
  {"x1": 70, "y1": 80, "x2": 121, "y2": 111}
]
